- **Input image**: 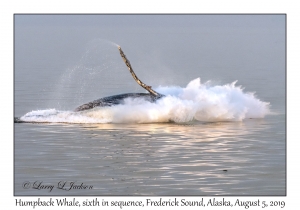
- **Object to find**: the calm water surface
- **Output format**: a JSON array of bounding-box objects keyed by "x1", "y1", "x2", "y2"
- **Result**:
[{"x1": 14, "y1": 116, "x2": 285, "y2": 195}]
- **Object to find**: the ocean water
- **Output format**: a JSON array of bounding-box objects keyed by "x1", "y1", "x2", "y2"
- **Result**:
[{"x1": 14, "y1": 15, "x2": 285, "y2": 196}]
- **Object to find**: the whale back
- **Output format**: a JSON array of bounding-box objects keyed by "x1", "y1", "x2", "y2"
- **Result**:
[{"x1": 74, "y1": 93, "x2": 163, "y2": 112}]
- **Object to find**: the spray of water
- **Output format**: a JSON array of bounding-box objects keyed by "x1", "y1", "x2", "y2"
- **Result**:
[
  {"x1": 50, "y1": 39, "x2": 126, "y2": 109},
  {"x1": 20, "y1": 78, "x2": 270, "y2": 124}
]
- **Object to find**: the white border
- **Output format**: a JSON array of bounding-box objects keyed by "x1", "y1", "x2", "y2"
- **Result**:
[{"x1": 2, "y1": 0, "x2": 297, "y2": 209}]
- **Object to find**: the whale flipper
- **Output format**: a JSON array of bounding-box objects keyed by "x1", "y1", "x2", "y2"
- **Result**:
[
  {"x1": 117, "y1": 46, "x2": 163, "y2": 98},
  {"x1": 75, "y1": 46, "x2": 164, "y2": 112}
]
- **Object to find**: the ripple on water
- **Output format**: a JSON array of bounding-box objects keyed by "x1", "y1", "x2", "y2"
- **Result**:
[{"x1": 15, "y1": 118, "x2": 285, "y2": 195}]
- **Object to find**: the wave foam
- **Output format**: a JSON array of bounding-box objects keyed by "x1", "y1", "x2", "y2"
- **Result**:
[{"x1": 20, "y1": 78, "x2": 270, "y2": 123}]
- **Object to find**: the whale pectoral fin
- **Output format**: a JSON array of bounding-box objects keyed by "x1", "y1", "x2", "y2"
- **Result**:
[
  {"x1": 74, "y1": 47, "x2": 165, "y2": 112},
  {"x1": 118, "y1": 46, "x2": 163, "y2": 97}
]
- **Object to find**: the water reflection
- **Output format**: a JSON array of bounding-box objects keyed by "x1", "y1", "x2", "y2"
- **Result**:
[{"x1": 14, "y1": 117, "x2": 285, "y2": 196}]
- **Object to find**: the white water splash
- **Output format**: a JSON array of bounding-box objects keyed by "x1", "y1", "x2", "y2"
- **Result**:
[{"x1": 20, "y1": 78, "x2": 270, "y2": 124}]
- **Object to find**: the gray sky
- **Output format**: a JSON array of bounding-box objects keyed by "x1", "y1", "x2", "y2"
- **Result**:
[{"x1": 15, "y1": 14, "x2": 285, "y2": 28}]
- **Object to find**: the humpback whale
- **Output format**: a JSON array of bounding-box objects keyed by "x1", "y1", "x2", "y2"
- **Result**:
[
  {"x1": 14, "y1": 46, "x2": 164, "y2": 123},
  {"x1": 74, "y1": 46, "x2": 164, "y2": 112}
]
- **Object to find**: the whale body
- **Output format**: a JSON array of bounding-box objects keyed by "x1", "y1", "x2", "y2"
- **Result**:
[{"x1": 74, "y1": 93, "x2": 164, "y2": 112}]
